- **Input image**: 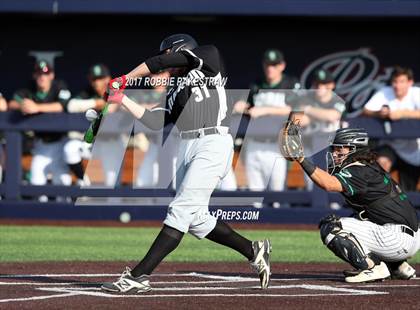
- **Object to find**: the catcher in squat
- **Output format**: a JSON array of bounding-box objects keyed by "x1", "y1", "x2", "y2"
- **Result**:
[
  {"x1": 99, "y1": 34, "x2": 271, "y2": 293},
  {"x1": 281, "y1": 119, "x2": 419, "y2": 282}
]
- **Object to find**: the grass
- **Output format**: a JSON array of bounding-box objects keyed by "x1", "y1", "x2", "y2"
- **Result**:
[{"x1": 0, "y1": 225, "x2": 419, "y2": 264}]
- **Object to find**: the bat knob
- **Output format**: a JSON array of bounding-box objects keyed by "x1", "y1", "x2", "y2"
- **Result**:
[{"x1": 85, "y1": 109, "x2": 98, "y2": 122}]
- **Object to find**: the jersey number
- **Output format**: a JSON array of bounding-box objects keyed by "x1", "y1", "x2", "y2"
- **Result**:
[{"x1": 191, "y1": 85, "x2": 210, "y2": 102}]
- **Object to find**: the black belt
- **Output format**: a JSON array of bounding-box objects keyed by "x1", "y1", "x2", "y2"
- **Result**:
[
  {"x1": 180, "y1": 127, "x2": 226, "y2": 139},
  {"x1": 401, "y1": 226, "x2": 414, "y2": 237}
]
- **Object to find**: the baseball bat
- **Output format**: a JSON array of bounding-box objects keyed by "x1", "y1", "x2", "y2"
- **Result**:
[
  {"x1": 83, "y1": 102, "x2": 109, "y2": 144},
  {"x1": 83, "y1": 79, "x2": 125, "y2": 143}
]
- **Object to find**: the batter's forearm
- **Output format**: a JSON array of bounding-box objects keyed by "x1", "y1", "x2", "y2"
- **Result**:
[
  {"x1": 121, "y1": 96, "x2": 146, "y2": 119},
  {"x1": 120, "y1": 95, "x2": 165, "y2": 130},
  {"x1": 126, "y1": 63, "x2": 151, "y2": 80},
  {"x1": 125, "y1": 53, "x2": 191, "y2": 79}
]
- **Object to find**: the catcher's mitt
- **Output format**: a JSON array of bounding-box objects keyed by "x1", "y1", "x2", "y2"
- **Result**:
[{"x1": 279, "y1": 119, "x2": 304, "y2": 161}]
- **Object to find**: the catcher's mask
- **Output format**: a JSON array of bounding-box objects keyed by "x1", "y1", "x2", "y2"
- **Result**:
[
  {"x1": 159, "y1": 34, "x2": 198, "y2": 54},
  {"x1": 326, "y1": 128, "x2": 369, "y2": 174}
]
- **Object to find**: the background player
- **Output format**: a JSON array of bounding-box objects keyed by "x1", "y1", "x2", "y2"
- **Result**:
[
  {"x1": 282, "y1": 125, "x2": 419, "y2": 282},
  {"x1": 233, "y1": 49, "x2": 300, "y2": 206},
  {"x1": 134, "y1": 70, "x2": 171, "y2": 188},
  {"x1": 9, "y1": 60, "x2": 72, "y2": 201},
  {"x1": 363, "y1": 66, "x2": 420, "y2": 192},
  {"x1": 298, "y1": 69, "x2": 345, "y2": 191},
  {"x1": 65, "y1": 63, "x2": 122, "y2": 186},
  {"x1": 100, "y1": 34, "x2": 271, "y2": 293}
]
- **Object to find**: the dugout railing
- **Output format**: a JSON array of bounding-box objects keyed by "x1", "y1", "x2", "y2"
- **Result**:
[{"x1": 0, "y1": 112, "x2": 419, "y2": 223}]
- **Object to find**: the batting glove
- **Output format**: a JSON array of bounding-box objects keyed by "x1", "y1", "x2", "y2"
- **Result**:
[
  {"x1": 109, "y1": 75, "x2": 127, "y2": 91},
  {"x1": 107, "y1": 91, "x2": 125, "y2": 105}
]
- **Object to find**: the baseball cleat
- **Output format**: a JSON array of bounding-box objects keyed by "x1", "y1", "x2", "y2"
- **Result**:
[
  {"x1": 250, "y1": 239, "x2": 272, "y2": 289},
  {"x1": 345, "y1": 262, "x2": 390, "y2": 283},
  {"x1": 389, "y1": 261, "x2": 416, "y2": 280},
  {"x1": 101, "y1": 267, "x2": 152, "y2": 293},
  {"x1": 343, "y1": 269, "x2": 361, "y2": 277}
]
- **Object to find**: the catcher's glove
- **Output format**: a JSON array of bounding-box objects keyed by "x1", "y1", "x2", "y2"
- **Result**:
[{"x1": 279, "y1": 119, "x2": 304, "y2": 161}]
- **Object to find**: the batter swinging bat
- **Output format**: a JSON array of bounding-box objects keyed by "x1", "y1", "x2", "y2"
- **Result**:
[{"x1": 83, "y1": 80, "x2": 123, "y2": 143}]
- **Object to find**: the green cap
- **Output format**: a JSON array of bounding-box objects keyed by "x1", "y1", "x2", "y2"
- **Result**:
[
  {"x1": 88, "y1": 64, "x2": 111, "y2": 80},
  {"x1": 263, "y1": 49, "x2": 284, "y2": 65},
  {"x1": 34, "y1": 59, "x2": 53, "y2": 74},
  {"x1": 313, "y1": 69, "x2": 335, "y2": 84}
]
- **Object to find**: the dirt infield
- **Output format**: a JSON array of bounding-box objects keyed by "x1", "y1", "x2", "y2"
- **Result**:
[{"x1": 0, "y1": 262, "x2": 419, "y2": 310}]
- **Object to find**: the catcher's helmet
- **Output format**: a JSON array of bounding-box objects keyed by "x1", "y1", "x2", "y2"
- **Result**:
[
  {"x1": 159, "y1": 34, "x2": 198, "y2": 54},
  {"x1": 332, "y1": 128, "x2": 369, "y2": 147},
  {"x1": 327, "y1": 128, "x2": 370, "y2": 174}
]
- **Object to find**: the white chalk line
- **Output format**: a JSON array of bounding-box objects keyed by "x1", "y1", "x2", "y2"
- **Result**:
[
  {"x1": 0, "y1": 272, "x2": 395, "y2": 303},
  {"x1": 4, "y1": 291, "x2": 384, "y2": 302},
  {"x1": 184, "y1": 272, "x2": 346, "y2": 282},
  {"x1": 2, "y1": 271, "x2": 417, "y2": 288},
  {"x1": 35, "y1": 284, "x2": 387, "y2": 299},
  {"x1": 2, "y1": 280, "x2": 418, "y2": 289},
  {"x1": 38, "y1": 284, "x2": 386, "y2": 295},
  {"x1": 0, "y1": 292, "x2": 79, "y2": 303},
  {"x1": 186, "y1": 272, "x2": 256, "y2": 281},
  {"x1": 0, "y1": 283, "x2": 388, "y2": 303}
]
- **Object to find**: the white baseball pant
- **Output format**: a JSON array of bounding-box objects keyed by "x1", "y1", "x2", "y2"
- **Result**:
[
  {"x1": 164, "y1": 132, "x2": 233, "y2": 239},
  {"x1": 245, "y1": 139, "x2": 287, "y2": 191},
  {"x1": 30, "y1": 138, "x2": 72, "y2": 186},
  {"x1": 341, "y1": 217, "x2": 420, "y2": 262}
]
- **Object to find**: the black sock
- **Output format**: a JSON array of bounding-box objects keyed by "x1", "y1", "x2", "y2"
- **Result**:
[
  {"x1": 368, "y1": 253, "x2": 382, "y2": 266},
  {"x1": 131, "y1": 225, "x2": 184, "y2": 277},
  {"x1": 206, "y1": 221, "x2": 254, "y2": 261},
  {"x1": 385, "y1": 260, "x2": 404, "y2": 271},
  {"x1": 68, "y1": 162, "x2": 85, "y2": 180}
]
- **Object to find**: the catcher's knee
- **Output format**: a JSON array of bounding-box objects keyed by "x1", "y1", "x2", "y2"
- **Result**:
[{"x1": 319, "y1": 216, "x2": 369, "y2": 270}]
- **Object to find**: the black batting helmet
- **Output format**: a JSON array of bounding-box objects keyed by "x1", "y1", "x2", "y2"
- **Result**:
[
  {"x1": 159, "y1": 34, "x2": 198, "y2": 54},
  {"x1": 327, "y1": 128, "x2": 370, "y2": 174}
]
